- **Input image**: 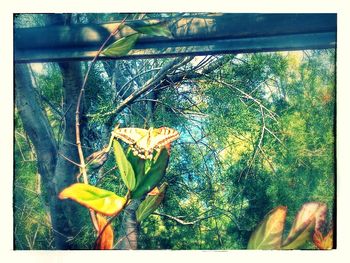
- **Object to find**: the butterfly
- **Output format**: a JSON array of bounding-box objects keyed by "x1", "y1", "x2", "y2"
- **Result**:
[{"x1": 112, "y1": 127, "x2": 180, "y2": 159}]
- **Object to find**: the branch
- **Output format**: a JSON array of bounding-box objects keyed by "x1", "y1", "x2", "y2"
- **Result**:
[
  {"x1": 258, "y1": 145, "x2": 276, "y2": 173},
  {"x1": 203, "y1": 74, "x2": 279, "y2": 123},
  {"x1": 90, "y1": 56, "x2": 225, "y2": 120},
  {"x1": 113, "y1": 229, "x2": 137, "y2": 249},
  {"x1": 117, "y1": 67, "x2": 161, "y2": 99},
  {"x1": 95, "y1": 57, "x2": 186, "y2": 118},
  {"x1": 210, "y1": 205, "x2": 251, "y2": 231},
  {"x1": 75, "y1": 16, "x2": 129, "y2": 232},
  {"x1": 153, "y1": 212, "x2": 214, "y2": 225},
  {"x1": 239, "y1": 104, "x2": 266, "y2": 181},
  {"x1": 265, "y1": 126, "x2": 284, "y2": 146},
  {"x1": 58, "y1": 152, "x2": 81, "y2": 167},
  {"x1": 93, "y1": 192, "x2": 130, "y2": 249},
  {"x1": 166, "y1": 55, "x2": 231, "y2": 83}
]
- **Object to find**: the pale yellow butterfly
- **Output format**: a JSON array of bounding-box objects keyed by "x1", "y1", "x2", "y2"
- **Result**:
[{"x1": 112, "y1": 127, "x2": 180, "y2": 159}]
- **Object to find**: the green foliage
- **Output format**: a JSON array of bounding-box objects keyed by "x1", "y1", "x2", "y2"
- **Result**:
[
  {"x1": 126, "y1": 148, "x2": 146, "y2": 186},
  {"x1": 136, "y1": 183, "x2": 168, "y2": 222},
  {"x1": 56, "y1": 126, "x2": 174, "y2": 248},
  {"x1": 59, "y1": 183, "x2": 126, "y2": 216},
  {"x1": 102, "y1": 33, "x2": 140, "y2": 57},
  {"x1": 14, "y1": 114, "x2": 54, "y2": 249},
  {"x1": 131, "y1": 147, "x2": 170, "y2": 199},
  {"x1": 113, "y1": 139, "x2": 136, "y2": 190},
  {"x1": 102, "y1": 21, "x2": 172, "y2": 57},
  {"x1": 127, "y1": 21, "x2": 172, "y2": 38},
  {"x1": 110, "y1": 134, "x2": 172, "y2": 199}
]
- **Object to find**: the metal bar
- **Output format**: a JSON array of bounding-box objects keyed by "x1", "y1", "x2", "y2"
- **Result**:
[{"x1": 14, "y1": 13, "x2": 337, "y2": 63}]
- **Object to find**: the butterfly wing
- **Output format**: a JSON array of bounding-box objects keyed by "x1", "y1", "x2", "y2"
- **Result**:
[
  {"x1": 149, "y1": 127, "x2": 180, "y2": 150},
  {"x1": 113, "y1": 128, "x2": 148, "y2": 145},
  {"x1": 113, "y1": 128, "x2": 151, "y2": 159},
  {"x1": 113, "y1": 127, "x2": 179, "y2": 159}
]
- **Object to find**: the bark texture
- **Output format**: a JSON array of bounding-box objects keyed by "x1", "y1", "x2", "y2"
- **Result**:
[
  {"x1": 118, "y1": 199, "x2": 141, "y2": 250},
  {"x1": 54, "y1": 61, "x2": 87, "y2": 245},
  {"x1": 15, "y1": 64, "x2": 76, "y2": 249},
  {"x1": 15, "y1": 14, "x2": 96, "y2": 249}
]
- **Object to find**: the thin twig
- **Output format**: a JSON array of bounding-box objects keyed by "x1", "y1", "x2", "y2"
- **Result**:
[
  {"x1": 118, "y1": 67, "x2": 161, "y2": 99},
  {"x1": 238, "y1": 105, "x2": 266, "y2": 182},
  {"x1": 96, "y1": 165, "x2": 117, "y2": 185},
  {"x1": 15, "y1": 136, "x2": 27, "y2": 161},
  {"x1": 93, "y1": 192, "x2": 130, "y2": 249},
  {"x1": 93, "y1": 57, "x2": 185, "y2": 118},
  {"x1": 265, "y1": 126, "x2": 284, "y2": 146},
  {"x1": 15, "y1": 205, "x2": 70, "y2": 239},
  {"x1": 75, "y1": 16, "x2": 129, "y2": 232},
  {"x1": 15, "y1": 184, "x2": 40, "y2": 195},
  {"x1": 113, "y1": 229, "x2": 137, "y2": 249},
  {"x1": 31, "y1": 224, "x2": 40, "y2": 249},
  {"x1": 58, "y1": 152, "x2": 81, "y2": 167},
  {"x1": 153, "y1": 212, "x2": 214, "y2": 225},
  {"x1": 258, "y1": 146, "x2": 276, "y2": 173},
  {"x1": 201, "y1": 73, "x2": 279, "y2": 123}
]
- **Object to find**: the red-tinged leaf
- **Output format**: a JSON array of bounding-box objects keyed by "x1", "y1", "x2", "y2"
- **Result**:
[
  {"x1": 313, "y1": 229, "x2": 333, "y2": 250},
  {"x1": 282, "y1": 202, "x2": 327, "y2": 249},
  {"x1": 148, "y1": 187, "x2": 160, "y2": 196},
  {"x1": 96, "y1": 213, "x2": 114, "y2": 250},
  {"x1": 136, "y1": 183, "x2": 167, "y2": 222},
  {"x1": 315, "y1": 204, "x2": 327, "y2": 233},
  {"x1": 58, "y1": 183, "x2": 126, "y2": 216},
  {"x1": 247, "y1": 206, "x2": 287, "y2": 249},
  {"x1": 164, "y1": 143, "x2": 171, "y2": 155}
]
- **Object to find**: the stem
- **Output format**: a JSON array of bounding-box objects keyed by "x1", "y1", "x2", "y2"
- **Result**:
[
  {"x1": 75, "y1": 16, "x2": 129, "y2": 233},
  {"x1": 93, "y1": 191, "x2": 131, "y2": 249}
]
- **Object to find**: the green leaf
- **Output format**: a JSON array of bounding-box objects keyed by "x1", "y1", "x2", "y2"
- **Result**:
[
  {"x1": 102, "y1": 33, "x2": 140, "y2": 57},
  {"x1": 113, "y1": 139, "x2": 136, "y2": 190},
  {"x1": 282, "y1": 202, "x2": 327, "y2": 249},
  {"x1": 248, "y1": 206, "x2": 287, "y2": 249},
  {"x1": 128, "y1": 22, "x2": 172, "y2": 38},
  {"x1": 126, "y1": 147, "x2": 145, "y2": 189},
  {"x1": 131, "y1": 147, "x2": 169, "y2": 199},
  {"x1": 136, "y1": 183, "x2": 167, "y2": 222},
  {"x1": 58, "y1": 183, "x2": 126, "y2": 216},
  {"x1": 144, "y1": 158, "x2": 153, "y2": 175}
]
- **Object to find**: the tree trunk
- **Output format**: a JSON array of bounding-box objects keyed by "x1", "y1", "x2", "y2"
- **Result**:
[
  {"x1": 49, "y1": 14, "x2": 89, "y2": 249},
  {"x1": 54, "y1": 62, "x2": 83, "y2": 192},
  {"x1": 118, "y1": 199, "x2": 140, "y2": 249},
  {"x1": 53, "y1": 61, "x2": 88, "y2": 247},
  {"x1": 15, "y1": 14, "x2": 112, "y2": 249},
  {"x1": 15, "y1": 64, "x2": 76, "y2": 249}
]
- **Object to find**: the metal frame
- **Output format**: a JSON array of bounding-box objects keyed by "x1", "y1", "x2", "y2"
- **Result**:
[{"x1": 14, "y1": 14, "x2": 337, "y2": 63}]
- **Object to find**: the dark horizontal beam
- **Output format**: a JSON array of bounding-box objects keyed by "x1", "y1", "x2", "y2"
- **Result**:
[{"x1": 14, "y1": 13, "x2": 337, "y2": 63}]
